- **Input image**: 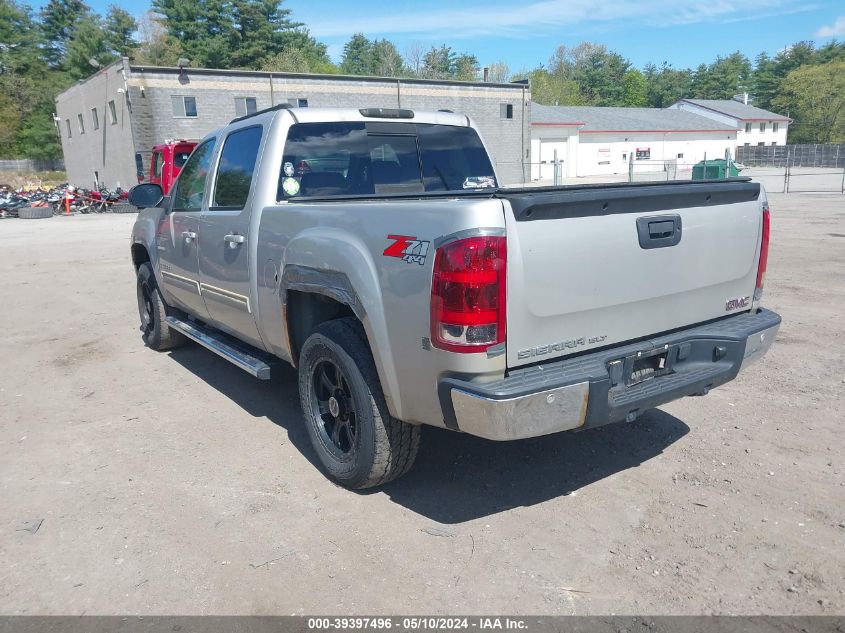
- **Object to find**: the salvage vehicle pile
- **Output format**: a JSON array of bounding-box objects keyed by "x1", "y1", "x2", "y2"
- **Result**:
[{"x1": 0, "y1": 183, "x2": 132, "y2": 218}]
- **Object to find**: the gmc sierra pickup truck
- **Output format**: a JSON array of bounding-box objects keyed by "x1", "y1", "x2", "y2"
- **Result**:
[{"x1": 128, "y1": 105, "x2": 781, "y2": 489}]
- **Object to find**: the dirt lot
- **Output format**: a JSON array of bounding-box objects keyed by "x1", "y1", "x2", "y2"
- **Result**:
[{"x1": 0, "y1": 193, "x2": 843, "y2": 615}]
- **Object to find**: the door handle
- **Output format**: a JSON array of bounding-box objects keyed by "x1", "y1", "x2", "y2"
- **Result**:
[
  {"x1": 181, "y1": 231, "x2": 196, "y2": 243},
  {"x1": 224, "y1": 233, "x2": 245, "y2": 248},
  {"x1": 636, "y1": 214, "x2": 682, "y2": 250}
]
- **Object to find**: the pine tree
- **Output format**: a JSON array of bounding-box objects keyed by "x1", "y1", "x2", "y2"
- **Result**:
[
  {"x1": 340, "y1": 34, "x2": 373, "y2": 75},
  {"x1": 104, "y1": 5, "x2": 138, "y2": 58},
  {"x1": 39, "y1": 0, "x2": 91, "y2": 67}
]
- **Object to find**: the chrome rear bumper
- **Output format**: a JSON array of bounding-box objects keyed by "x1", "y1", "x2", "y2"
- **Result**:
[{"x1": 439, "y1": 309, "x2": 781, "y2": 441}]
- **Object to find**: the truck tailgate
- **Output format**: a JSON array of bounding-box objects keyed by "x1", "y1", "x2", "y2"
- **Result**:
[{"x1": 500, "y1": 180, "x2": 764, "y2": 369}]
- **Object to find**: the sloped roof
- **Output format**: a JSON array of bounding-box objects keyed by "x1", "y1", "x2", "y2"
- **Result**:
[
  {"x1": 678, "y1": 99, "x2": 790, "y2": 121},
  {"x1": 530, "y1": 103, "x2": 736, "y2": 132}
]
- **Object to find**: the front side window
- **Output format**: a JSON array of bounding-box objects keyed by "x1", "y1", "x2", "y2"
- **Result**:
[
  {"x1": 171, "y1": 140, "x2": 215, "y2": 211},
  {"x1": 773, "y1": 122, "x2": 779, "y2": 132},
  {"x1": 172, "y1": 95, "x2": 198, "y2": 118},
  {"x1": 745, "y1": 122, "x2": 752, "y2": 133},
  {"x1": 213, "y1": 126, "x2": 263, "y2": 208},
  {"x1": 279, "y1": 122, "x2": 496, "y2": 199},
  {"x1": 234, "y1": 97, "x2": 257, "y2": 117},
  {"x1": 759, "y1": 122, "x2": 766, "y2": 132}
]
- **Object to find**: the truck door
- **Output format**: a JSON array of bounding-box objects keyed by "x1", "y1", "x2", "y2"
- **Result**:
[
  {"x1": 155, "y1": 138, "x2": 215, "y2": 318},
  {"x1": 197, "y1": 125, "x2": 265, "y2": 348}
]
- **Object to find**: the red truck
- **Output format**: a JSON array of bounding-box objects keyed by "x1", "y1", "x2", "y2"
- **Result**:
[{"x1": 147, "y1": 140, "x2": 197, "y2": 194}]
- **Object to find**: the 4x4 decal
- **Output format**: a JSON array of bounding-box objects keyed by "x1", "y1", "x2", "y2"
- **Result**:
[{"x1": 384, "y1": 235, "x2": 430, "y2": 266}]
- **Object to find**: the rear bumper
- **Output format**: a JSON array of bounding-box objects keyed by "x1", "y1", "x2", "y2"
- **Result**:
[{"x1": 438, "y1": 308, "x2": 781, "y2": 441}]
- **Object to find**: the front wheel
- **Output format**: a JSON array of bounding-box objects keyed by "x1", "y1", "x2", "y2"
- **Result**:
[
  {"x1": 298, "y1": 318, "x2": 420, "y2": 489},
  {"x1": 136, "y1": 262, "x2": 185, "y2": 351}
]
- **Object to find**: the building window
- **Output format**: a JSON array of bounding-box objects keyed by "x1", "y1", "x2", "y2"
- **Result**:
[
  {"x1": 758, "y1": 142, "x2": 765, "y2": 146},
  {"x1": 298, "y1": 98, "x2": 308, "y2": 107},
  {"x1": 677, "y1": 153, "x2": 684, "y2": 159},
  {"x1": 744, "y1": 142, "x2": 750, "y2": 147},
  {"x1": 108, "y1": 100, "x2": 117, "y2": 124},
  {"x1": 91, "y1": 107, "x2": 99, "y2": 130},
  {"x1": 500, "y1": 103, "x2": 513, "y2": 119},
  {"x1": 745, "y1": 122, "x2": 752, "y2": 133},
  {"x1": 759, "y1": 122, "x2": 766, "y2": 132},
  {"x1": 77, "y1": 113, "x2": 85, "y2": 134},
  {"x1": 771, "y1": 142, "x2": 777, "y2": 146},
  {"x1": 171, "y1": 95, "x2": 198, "y2": 118},
  {"x1": 234, "y1": 96, "x2": 257, "y2": 117},
  {"x1": 65, "y1": 119, "x2": 72, "y2": 138},
  {"x1": 773, "y1": 122, "x2": 779, "y2": 133}
]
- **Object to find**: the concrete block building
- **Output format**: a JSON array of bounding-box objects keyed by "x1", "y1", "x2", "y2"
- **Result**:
[{"x1": 55, "y1": 58, "x2": 530, "y2": 189}]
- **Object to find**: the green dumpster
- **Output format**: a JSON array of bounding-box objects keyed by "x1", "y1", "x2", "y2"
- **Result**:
[{"x1": 691, "y1": 159, "x2": 741, "y2": 180}]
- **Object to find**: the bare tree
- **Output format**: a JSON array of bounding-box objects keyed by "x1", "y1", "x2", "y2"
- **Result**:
[
  {"x1": 403, "y1": 41, "x2": 425, "y2": 77},
  {"x1": 487, "y1": 61, "x2": 510, "y2": 83}
]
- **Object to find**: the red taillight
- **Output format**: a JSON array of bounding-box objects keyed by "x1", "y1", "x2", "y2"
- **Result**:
[
  {"x1": 755, "y1": 206, "x2": 770, "y2": 297},
  {"x1": 430, "y1": 235, "x2": 506, "y2": 353}
]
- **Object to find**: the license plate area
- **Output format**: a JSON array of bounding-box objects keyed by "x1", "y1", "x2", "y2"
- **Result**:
[{"x1": 608, "y1": 346, "x2": 674, "y2": 388}]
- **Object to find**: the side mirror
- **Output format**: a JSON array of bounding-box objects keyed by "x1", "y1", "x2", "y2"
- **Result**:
[{"x1": 128, "y1": 183, "x2": 164, "y2": 209}]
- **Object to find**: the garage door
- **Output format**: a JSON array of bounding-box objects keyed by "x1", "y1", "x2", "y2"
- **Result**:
[{"x1": 539, "y1": 141, "x2": 567, "y2": 181}]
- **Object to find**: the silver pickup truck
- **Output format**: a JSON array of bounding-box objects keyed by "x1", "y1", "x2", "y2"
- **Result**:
[{"x1": 129, "y1": 105, "x2": 781, "y2": 489}]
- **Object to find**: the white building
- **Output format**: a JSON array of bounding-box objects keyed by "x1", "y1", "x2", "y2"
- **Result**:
[
  {"x1": 670, "y1": 98, "x2": 790, "y2": 150},
  {"x1": 530, "y1": 103, "x2": 738, "y2": 180}
]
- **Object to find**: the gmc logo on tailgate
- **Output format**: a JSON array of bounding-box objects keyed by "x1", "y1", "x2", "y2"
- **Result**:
[{"x1": 725, "y1": 296, "x2": 750, "y2": 311}]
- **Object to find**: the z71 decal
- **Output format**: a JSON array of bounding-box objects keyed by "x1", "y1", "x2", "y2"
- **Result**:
[{"x1": 384, "y1": 234, "x2": 430, "y2": 266}]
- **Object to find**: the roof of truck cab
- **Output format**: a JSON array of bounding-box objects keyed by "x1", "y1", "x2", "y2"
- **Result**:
[{"x1": 267, "y1": 106, "x2": 472, "y2": 128}]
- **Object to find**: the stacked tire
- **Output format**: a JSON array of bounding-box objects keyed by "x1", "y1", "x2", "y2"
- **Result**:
[{"x1": 17, "y1": 206, "x2": 53, "y2": 219}]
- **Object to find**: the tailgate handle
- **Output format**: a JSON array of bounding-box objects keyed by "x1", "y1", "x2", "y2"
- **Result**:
[{"x1": 636, "y1": 214, "x2": 682, "y2": 249}]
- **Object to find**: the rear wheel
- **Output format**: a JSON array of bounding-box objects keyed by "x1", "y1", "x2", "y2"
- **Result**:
[
  {"x1": 298, "y1": 318, "x2": 420, "y2": 489},
  {"x1": 136, "y1": 262, "x2": 185, "y2": 351}
]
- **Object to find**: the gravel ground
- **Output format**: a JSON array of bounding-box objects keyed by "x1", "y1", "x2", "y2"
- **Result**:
[{"x1": 0, "y1": 193, "x2": 843, "y2": 615}]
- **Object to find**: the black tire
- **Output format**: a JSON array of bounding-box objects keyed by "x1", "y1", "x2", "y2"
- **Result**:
[
  {"x1": 298, "y1": 318, "x2": 420, "y2": 489},
  {"x1": 17, "y1": 206, "x2": 53, "y2": 219},
  {"x1": 136, "y1": 262, "x2": 186, "y2": 351},
  {"x1": 112, "y1": 202, "x2": 137, "y2": 214}
]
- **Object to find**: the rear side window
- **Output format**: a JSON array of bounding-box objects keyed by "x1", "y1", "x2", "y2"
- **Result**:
[
  {"x1": 417, "y1": 125, "x2": 496, "y2": 191},
  {"x1": 213, "y1": 126, "x2": 262, "y2": 208},
  {"x1": 279, "y1": 122, "x2": 496, "y2": 199}
]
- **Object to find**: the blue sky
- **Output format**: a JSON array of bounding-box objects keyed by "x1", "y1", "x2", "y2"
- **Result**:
[{"x1": 39, "y1": 0, "x2": 845, "y2": 70}]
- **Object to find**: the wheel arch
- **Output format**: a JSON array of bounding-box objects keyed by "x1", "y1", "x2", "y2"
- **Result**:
[
  {"x1": 279, "y1": 261, "x2": 404, "y2": 420},
  {"x1": 130, "y1": 242, "x2": 150, "y2": 270}
]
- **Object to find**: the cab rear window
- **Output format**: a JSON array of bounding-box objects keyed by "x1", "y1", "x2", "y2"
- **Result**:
[{"x1": 278, "y1": 121, "x2": 496, "y2": 199}]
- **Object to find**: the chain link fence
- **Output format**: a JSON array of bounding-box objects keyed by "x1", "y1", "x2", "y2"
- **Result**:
[{"x1": 737, "y1": 144, "x2": 845, "y2": 168}]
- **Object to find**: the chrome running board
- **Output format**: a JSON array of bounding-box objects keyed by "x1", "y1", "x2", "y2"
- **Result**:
[{"x1": 165, "y1": 316, "x2": 273, "y2": 380}]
